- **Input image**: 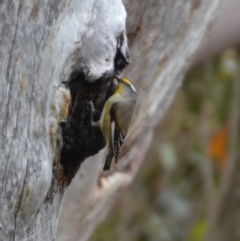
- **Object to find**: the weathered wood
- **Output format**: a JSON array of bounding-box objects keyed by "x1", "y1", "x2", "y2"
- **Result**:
[
  {"x1": 56, "y1": 1, "x2": 223, "y2": 241},
  {"x1": 0, "y1": 0, "x2": 127, "y2": 240},
  {"x1": 0, "y1": 0, "x2": 223, "y2": 240}
]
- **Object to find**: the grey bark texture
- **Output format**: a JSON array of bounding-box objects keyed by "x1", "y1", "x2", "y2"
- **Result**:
[
  {"x1": 0, "y1": 0, "x2": 222, "y2": 241},
  {"x1": 57, "y1": 0, "x2": 224, "y2": 241},
  {"x1": 193, "y1": 0, "x2": 240, "y2": 64}
]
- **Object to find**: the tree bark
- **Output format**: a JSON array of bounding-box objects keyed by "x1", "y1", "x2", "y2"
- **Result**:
[
  {"x1": 0, "y1": 0, "x2": 127, "y2": 240},
  {"x1": 56, "y1": 0, "x2": 223, "y2": 241},
  {"x1": 193, "y1": 0, "x2": 240, "y2": 64},
  {"x1": 0, "y1": 0, "x2": 223, "y2": 241}
]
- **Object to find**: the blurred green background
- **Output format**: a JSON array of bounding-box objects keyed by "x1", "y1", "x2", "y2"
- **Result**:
[{"x1": 90, "y1": 48, "x2": 240, "y2": 241}]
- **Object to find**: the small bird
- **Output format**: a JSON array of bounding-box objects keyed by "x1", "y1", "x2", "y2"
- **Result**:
[{"x1": 100, "y1": 77, "x2": 137, "y2": 171}]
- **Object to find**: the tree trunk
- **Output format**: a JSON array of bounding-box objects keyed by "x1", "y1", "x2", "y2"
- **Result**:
[
  {"x1": 0, "y1": 0, "x2": 222, "y2": 241},
  {"x1": 57, "y1": 0, "x2": 223, "y2": 241}
]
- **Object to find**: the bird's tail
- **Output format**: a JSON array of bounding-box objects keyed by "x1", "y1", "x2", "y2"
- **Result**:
[{"x1": 103, "y1": 151, "x2": 113, "y2": 171}]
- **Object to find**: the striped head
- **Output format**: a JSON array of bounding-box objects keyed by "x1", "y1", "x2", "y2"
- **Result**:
[{"x1": 115, "y1": 77, "x2": 137, "y2": 97}]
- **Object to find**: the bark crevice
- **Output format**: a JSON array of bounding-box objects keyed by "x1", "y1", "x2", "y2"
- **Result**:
[{"x1": 60, "y1": 32, "x2": 130, "y2": 182}]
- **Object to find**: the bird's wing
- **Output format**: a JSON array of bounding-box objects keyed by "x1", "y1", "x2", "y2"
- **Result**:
[{"x1": 110, "y1": 103, "x2": 127, "y2": 162}]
